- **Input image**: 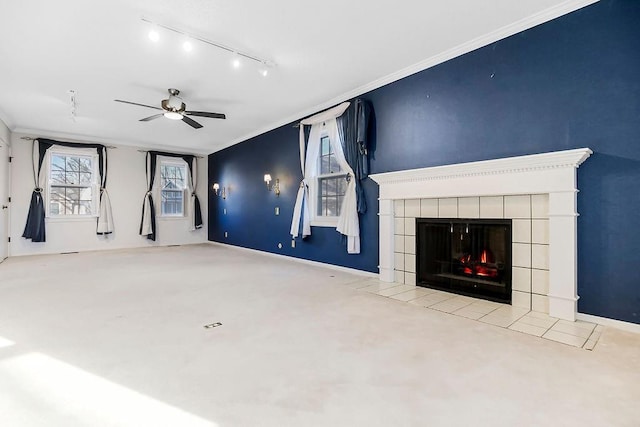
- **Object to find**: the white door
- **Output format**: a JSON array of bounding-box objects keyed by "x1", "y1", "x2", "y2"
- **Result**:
[{"x1": 0, "y1": 137, "x2": 9, "y2": 261}]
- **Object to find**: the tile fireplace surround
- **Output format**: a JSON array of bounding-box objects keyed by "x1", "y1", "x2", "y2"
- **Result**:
[{"x1": 370, "y1": 148, "x2": 592, "y2": 321}]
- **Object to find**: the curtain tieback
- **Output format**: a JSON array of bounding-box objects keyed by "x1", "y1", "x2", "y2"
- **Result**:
[
  {"x1": 34, "y1": 187, "x2": 43, "y2": 193},
  {"x1": 145, "y1": 190, "x2": 152, "y2": 196}
]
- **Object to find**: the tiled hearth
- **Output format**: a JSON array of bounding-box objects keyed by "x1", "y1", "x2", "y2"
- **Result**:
[
  {"x1": 370, "y1": 148, "x2": 592, "y2": 322},
  {"x1": 345, "y1": 277, "x2": 603, "y2": 350},
  {"x1": 393, "y1": 195, "x2": 550, "y2": 313}
]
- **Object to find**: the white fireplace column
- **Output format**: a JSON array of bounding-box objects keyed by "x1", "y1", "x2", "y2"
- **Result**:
[
  {"x1": 371, "y1": 148, "x2": 592, "y2": 322},
  {"x1": 548, "y1": 188, "x2": 580, "y2": 321},
  {"x1": 378, "y1": 199, "x2": 396, "y2": 283}
]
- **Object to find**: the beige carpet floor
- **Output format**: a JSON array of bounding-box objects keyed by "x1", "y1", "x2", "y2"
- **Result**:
[{"x1": 0, "y1": 244, "x2": 639, "y2": 426}]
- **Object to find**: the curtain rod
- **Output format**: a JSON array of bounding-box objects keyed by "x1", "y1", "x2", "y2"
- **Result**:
[
  {"x1": 137, "y1": 149, "x2": 204, "y2": 159},
  {"x1": 20, "y1": 136, "x2": 117, "y2": 149}
]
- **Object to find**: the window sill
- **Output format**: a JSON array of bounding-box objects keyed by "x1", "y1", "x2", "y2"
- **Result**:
[
  {"x1": 310, "y1": 217, "x2": 339, "y2": 228},
  {"x1": 158, "y1": 215, "x2": 188, "y2": 221},
  {"x1": 46, "y1": 215, "x2": 98, "y2": 222}
]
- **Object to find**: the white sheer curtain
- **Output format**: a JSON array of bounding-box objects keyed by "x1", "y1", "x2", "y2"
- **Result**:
[
  {"x1": 186, "y1": 158, "x2": 198, "y2": 231},
  {"x1": 290, "y1": 102, "x2": 360, "y2": 254}
]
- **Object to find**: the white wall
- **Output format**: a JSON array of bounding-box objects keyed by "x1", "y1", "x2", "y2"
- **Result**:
[
  {"x1": 0, "y1": 119, "x2": 11, "y2": 260},
  {"x1": 0, "y1": 118, "x2": 9, "y2": 143},
  {"x1": 9, "y1": 133, "x2": 208, "y2": 256}
]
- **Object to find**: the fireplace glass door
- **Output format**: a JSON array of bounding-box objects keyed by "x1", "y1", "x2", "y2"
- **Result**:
[{"x1": 416, "y1": 219, "x2": 512, "y2": 303}]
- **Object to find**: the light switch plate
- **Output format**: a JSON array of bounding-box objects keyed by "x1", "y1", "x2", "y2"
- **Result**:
[{"x1": 275, "y1": 207, "x2": 280, "y2": 215}]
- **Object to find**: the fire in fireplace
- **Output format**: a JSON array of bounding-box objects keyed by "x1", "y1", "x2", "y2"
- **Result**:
[{"x1": 416, "y1": 219, "x2": 512, "y2": 303}]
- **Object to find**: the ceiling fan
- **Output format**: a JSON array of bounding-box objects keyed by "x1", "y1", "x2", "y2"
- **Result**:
[{"x1": 114, "y1": 88, "x2": 226, "y2": 129}]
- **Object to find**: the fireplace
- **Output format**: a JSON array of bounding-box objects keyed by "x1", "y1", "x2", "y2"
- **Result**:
[
  {"x1": 369, "y1": 148, "x2": 592, "y2": 321},
  {"x1": 416, "y1": 219, "x2": 512, "y2": 303}
]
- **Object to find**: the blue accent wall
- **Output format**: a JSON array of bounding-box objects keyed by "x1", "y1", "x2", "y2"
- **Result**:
[{"x1": 210, "y1": 0, "x2": 640, "y2": 324}]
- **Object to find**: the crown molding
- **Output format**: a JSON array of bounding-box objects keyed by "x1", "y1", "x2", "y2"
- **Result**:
[{"x1": 12, "y1": 126, "x2": 212, "y2": 155}]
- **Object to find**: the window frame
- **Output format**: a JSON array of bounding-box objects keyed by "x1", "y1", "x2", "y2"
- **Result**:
[
  {"x1": 157, "y1": 159, "x2": 188, "y2": 218},
  {"x1": 309, "y1": 134, "x2": 347, "y2": 227},
  {"x1": 46, "y1": 149, "x2": 100, "y2": 218}
]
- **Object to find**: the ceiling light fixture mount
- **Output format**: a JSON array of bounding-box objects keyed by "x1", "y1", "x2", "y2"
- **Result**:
[{"x1": 141, "y1": 18, "x2": 275, "y2": 70}]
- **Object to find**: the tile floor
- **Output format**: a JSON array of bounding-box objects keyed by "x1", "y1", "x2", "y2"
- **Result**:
[{"x1": 349, "y1": 278, "x2": 603, "y2": 350}]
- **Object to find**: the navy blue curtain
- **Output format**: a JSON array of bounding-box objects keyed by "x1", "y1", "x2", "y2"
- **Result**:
[
  {"x1": 140, "y1": 151, "x2": 202, "y2": 241},
  {"x1": 140, "y1": 152, "x2": 158, "y2": 240},
  {"x1": 22, "y1": 138, "x2": 107, "y2": 243},
  {"x1": 337, "y1": 99, "x2": 372, "y2": 214}
]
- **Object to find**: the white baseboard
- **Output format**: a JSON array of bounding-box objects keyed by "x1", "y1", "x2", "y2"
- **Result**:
[
  {"x1": 576, "y1": 313, "x2": 640, "y2": 334},
  {"x1": 207, "y1": 241, "x2": 379, "y2": 278}
]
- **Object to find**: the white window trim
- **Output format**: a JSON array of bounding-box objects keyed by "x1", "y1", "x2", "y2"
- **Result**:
[
  {"x1": 157, "y1": 159, "x2": 188, "y2": 219},
  {"x1": 45, "y1": 148, "x2": 100, "y2": 219},
  {"x1": 309, "y1": 133, "x2": 347, "y2": 227}
]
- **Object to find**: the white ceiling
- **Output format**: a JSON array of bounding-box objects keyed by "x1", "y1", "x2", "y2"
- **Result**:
[{"x1": 0, "y1": 0, "x2": 595, "y2": 154}]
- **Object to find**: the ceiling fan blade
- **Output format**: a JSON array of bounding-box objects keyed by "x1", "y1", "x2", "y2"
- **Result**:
[
  {"x1": 139, "y1": 113, "x2": 165, "y2": 122},
  {"x1": 182, "y1": 115, "x2": 203, "y2": 129},
  {"x1": 114, "y1": 99, "x2": 162, "y2": 110},
  {"x1": 185, "y1": 111, "x2": 226, "y2": 120}
]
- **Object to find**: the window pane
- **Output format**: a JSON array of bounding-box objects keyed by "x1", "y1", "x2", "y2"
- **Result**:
[
  {"x1": 51, "y1": 155, "x2": 65, "y2": 171},
  {"x1": 79, "y1": 172, "x2": 92, "y2": 185},
  {"x1": 326, "y1": 177, "x2": 337, "y2": 195},
  {"x1": 78, "y1": 201, "x2": 92, "y2": 215},
  {"x1": 49, "y1": 153, "x2": 95, "y2": 216},
  {"x1": 321, "y1": 137, "x2": 330, "y2": 156},
  {"x1": 66, "y1": 156, "x2": 81, "y2": 172},
  {"x1": 337, "y1": 177, "x2": 346, "y2": 196},
  {"x1": 65, "y1": 172, "x2": 79, "y2": 185},
  {"x1": 66, "y1": 187, "x2": 80, "y2": 202},
  {"x1": 79, "y1": 157, "x2": 92, "y2": 172},
  {"x1": 336, "y1": 195, "x2": 344, "y2": 215},
  {"x1": 329, "y1": 155, "x2": 342, "y2": 174},
  {"x1": 161, "y1": 189, "x2": 183, "y2": 215},
  {"x1": 50, "y1": 171, "x2": 66, "y2": 184},
  {"x1": 79, "y1": 187, "x2": 92, "y2": 201},
  {"x1": 320, "y1": 155, "x2": 329, "y2": 175},
  {"x1": 326, "y1": 197, "x2": 337, "y2": 217}
]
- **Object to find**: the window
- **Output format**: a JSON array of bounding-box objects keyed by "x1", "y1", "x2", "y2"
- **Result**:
[
  {"x1": 312, "y1": 135, "x2": 347, "y2": 225},
  {"x1": 48, "y1": 151, "x2": 99, "y2": 216},
  {"x1": 160, "y1": 161, "x2": 187, "y2": 217}
]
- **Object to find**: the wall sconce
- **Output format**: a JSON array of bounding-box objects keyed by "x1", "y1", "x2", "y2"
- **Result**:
[
  {"x1": 264, "y1": 174, "x2": 280, "y2": 196},
  {"x1": 212, "y1": 183, "x2": 226, "y2": 199}
]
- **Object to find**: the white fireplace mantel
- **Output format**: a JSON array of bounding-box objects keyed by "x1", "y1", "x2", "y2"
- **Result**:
[{"x1": 370, "y1": 148, "x2": 592, "y2": 321}]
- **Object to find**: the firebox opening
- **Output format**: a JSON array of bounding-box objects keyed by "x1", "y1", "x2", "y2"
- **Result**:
[{"x1": 416, "y1": 218, "x2": 512, "y2": 303}]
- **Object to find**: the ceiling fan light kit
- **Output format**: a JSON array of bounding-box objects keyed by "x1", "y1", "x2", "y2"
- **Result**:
[
  {"x1": 163, "y1": 112, "x2": 183, "y2": 120},
  {"x1": 115, "y1": 88, "x2": 226, "y2": 129}
]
